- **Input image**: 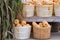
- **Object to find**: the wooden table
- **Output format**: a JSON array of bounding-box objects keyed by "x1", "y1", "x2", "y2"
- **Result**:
[
  {"x1": 24, "y1": 16, "x2": 60, "y2": 32},
  {"x1": 24, "y1": 16, "x2": 60, "y2": 22}
]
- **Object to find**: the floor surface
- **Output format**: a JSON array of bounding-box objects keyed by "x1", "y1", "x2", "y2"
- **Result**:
[{"x1": 7, "y1": 31, "x2": 60, "y2": 40}]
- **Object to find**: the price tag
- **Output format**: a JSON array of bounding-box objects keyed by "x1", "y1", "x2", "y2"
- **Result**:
[{"x1": 21, "y1": 0, "x2": 32, "y2": 3}]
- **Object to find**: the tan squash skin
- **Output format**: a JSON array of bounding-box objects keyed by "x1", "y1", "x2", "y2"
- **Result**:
[
  {"x1": 41, "y1": 0, "x2": 53, "y2": 5},
  {"x1": 54, "y1": 0, "x2": 58, "y2": 3},
  {"x1": 21, "y1": 20, "x2": 27, "y2": 26},
  {"x1": 14, "y1": 19, "x2": 21, "y2": 27},
  {"x1": 32, "y1": 20, "x2": 51, "y2": 28}
]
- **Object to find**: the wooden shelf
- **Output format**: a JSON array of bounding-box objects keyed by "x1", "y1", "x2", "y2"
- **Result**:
[{"x1": 23, "y1": 16, "x2": 60, "y2": 22}]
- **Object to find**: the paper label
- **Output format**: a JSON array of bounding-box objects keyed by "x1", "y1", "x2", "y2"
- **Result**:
[{"x1": 21, "y1": 0, "x2": 32, "y2": 3}]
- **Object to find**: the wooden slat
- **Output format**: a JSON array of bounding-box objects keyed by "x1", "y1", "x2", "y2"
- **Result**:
[{"x1": 23, "y1": 16, "x2": 60, "y2": 22}]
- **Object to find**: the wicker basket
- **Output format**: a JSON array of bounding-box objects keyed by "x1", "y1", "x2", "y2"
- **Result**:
[
  {"x1": 23, "y1": 4, "x2": 34, "y2": 17},
  {"x1": 54, "y1": 4, "x2": 60, "y2": 16},
  {"x1": 33, "y1": 26, "x2": 51, "y2": 39},
  {"x1": 36, "y1": 5, "x2": 53, "y2": 17},
  {"x1": 14, "y1": 26, "x2": 31, "y2": 39}
]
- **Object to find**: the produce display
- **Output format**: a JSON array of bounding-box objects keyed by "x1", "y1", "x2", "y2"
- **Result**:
[
  {"x1": 22, "y1": 0, "x2": 60, "y2": 17},
  {"x1": 14, "y1": 19, "x2": 51, "y2": 39},
  {"x1": 13, "y1": 0, "x2": 60, "y2": 39}
]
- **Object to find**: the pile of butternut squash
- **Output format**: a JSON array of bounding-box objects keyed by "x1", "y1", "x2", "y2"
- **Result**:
[
  {"x1": 14, "y1": 19, "x2": 31, "y2": 27},
  {"x1": 32, "y1": 20, "x2": 51, "y2": 28}
]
